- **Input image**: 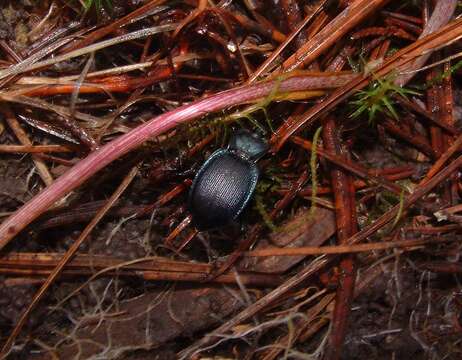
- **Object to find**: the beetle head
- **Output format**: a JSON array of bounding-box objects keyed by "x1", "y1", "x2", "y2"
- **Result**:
[{"x1": 229, "y1": 130, "x2": 268, "y2": 161}]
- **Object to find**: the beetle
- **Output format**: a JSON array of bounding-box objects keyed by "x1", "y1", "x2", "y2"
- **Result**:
[{"x1": 188, "y1": 130, "x2": 268, "y2": 230}]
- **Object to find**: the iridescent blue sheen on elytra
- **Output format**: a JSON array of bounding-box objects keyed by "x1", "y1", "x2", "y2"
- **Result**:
[{"x1": 188, "y1": 131, "x2": 267, "y2": 230}]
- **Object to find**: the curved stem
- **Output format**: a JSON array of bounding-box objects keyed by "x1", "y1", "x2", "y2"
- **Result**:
[{"x1": 0, "y1": 72, "x2": 354, "y2": 249}]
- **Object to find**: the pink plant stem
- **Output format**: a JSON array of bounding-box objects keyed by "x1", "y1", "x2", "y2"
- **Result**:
[{"x1": 0, "y1": 72, "x2": 354, "y2": 249}]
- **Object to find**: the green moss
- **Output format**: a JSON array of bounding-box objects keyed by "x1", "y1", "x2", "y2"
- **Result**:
[
  {"x1": 309, "y1": 127, "x2": 322, "y2": 217},
  {"x1": 425, "y1": 59, "x2": 462, "y2": 88},
  {"x1": 350, "y1": 74, "x2": 420, "y2": 123},
  {"x1": 82, "y1": 0, "x2": 113, "y2": 13}
]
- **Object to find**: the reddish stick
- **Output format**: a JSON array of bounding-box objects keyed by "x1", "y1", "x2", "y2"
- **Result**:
[
  {"x1": 281, "y1": 0, "x2": 391, "y2": 71},
  {"x1": 322, "y1": 117, "x2": 358, "y2": 360}
]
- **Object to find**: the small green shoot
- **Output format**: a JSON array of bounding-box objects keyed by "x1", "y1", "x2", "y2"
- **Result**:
[
  {"x1": 257, "y1": 76, "x2": 283, "y2": 132},
  {"x1": 267, "y1": 127, "x2": 323, "y2": 234},
  {"x1": 219, "y1": 75, "x2": 286, "y2": 133},
  {"x1": 255, "y1": 193, "x2": 278, "y2": 231},
  {"x1": 309, "y1": 126, "x2": 322, "y2": 217},
  {"x1": 236, "y1": 76, "x2": 283, "y2": 132},
  {"x1": 347, "y1": 55, "x2": 362, "y2": 73},
  {"x1": 350, "y1": 75, "x2": 420, "y2": 123},
  {"x1": 184, "y1": 74, "x2": 301, "y2": 138},
  {"x1": 425, "y1": 59, "x2": 462, "y2": 88},
  {"x1": 391, "y1": 189, "x2": 405, "y2": 229},
  {"x1": 82, "y1": 0, "x2": 113, "y2": 13},
  {"x1": 242, "y1": 113, "x2": 267, "y2": 133}
]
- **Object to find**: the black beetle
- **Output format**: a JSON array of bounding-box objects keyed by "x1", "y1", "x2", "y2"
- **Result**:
[{"x1": 188, "y1": 130, "x2": 268, "y2": 230}]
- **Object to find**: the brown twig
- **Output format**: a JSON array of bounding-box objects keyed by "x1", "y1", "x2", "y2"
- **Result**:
[
  {"x1": 0, "y1": 252, "x2": 282, "y2": 287},
  {"x1": 322, "y1": 117, "x2": 358, "y2": 360},
  {"x1": 0, "y1": 144, "x2": 75, "y2": 153},
  {"x1": 245, "y1": 237, "x2": 459, "y2": 257}
]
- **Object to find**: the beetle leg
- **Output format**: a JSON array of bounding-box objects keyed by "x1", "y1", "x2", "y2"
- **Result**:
[
  {"x1": 176, "y1": 228, "x2": 199, "y2": 252},
  {"x1": 165, "y1": 214, "x2": 192, "y2": 246}
]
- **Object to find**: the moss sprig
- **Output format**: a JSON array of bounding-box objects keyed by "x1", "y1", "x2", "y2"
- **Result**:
[
  {"x1": 309, "y1": 126, "x2": 322, "y2": 217},
  {"x1": 82, "y1": 0, "x2": 113, "y2": 13},
  {"x1": 350, "y1": 74, "x2": 420, "y2": 123}
]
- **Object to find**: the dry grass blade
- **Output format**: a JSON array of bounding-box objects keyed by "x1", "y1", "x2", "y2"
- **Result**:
[
  {"x1": 281, "y1": 0, "x2": 391, "y2": 72},
  {"x1": 0, "y1": 24, "x2": 178, "y2": 80},
  {"x1": 0, "y1": 93, "x2": 103, "y2": 125},
  {"x1": 0, "y1": 253, "x2": 281, "y2": 287},
  {"x1": 1, "y1": 105, "x2": 53, "y2": 186},
  {"x1": 0, "y1": 37, "x2": 73, "y2": 81},
  {"x1": 247, "y1": 0, "x2": 327, "y2": 82},
  {"x1": 62, "y1": 0, "x2": 168, "y2": 52},
  {"x1": 0, "y1": 144, "x2": 75, "y2": 153},
  {"x1": 245, "y1": 237, "x2": 461, "y2": 256}
]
